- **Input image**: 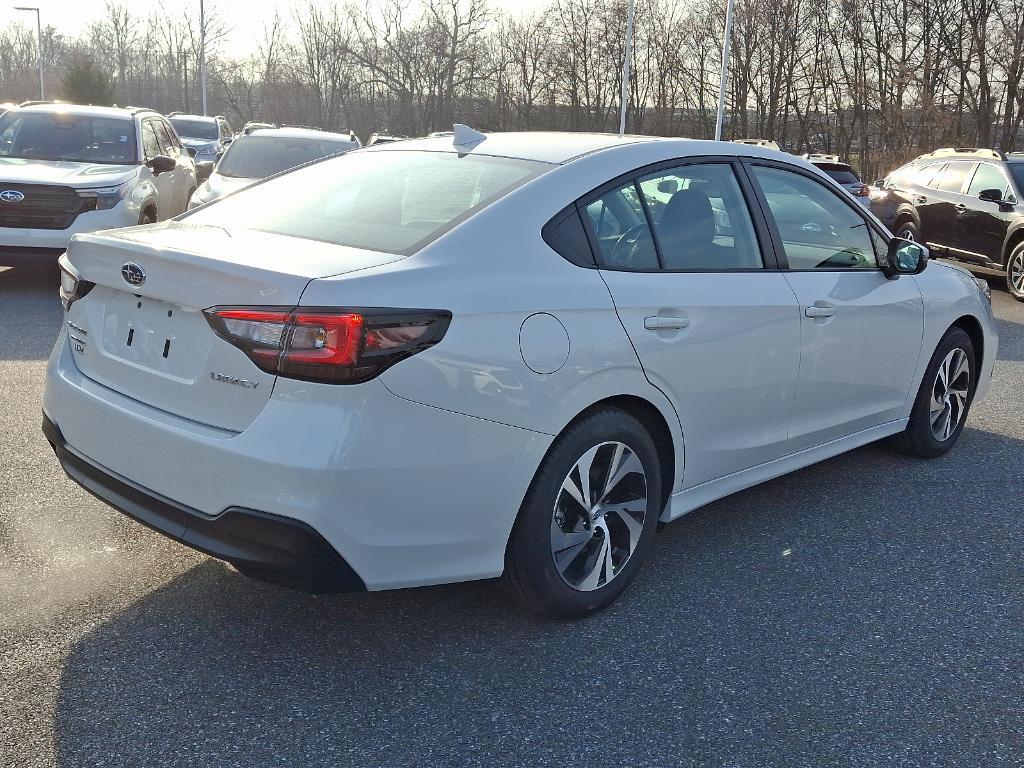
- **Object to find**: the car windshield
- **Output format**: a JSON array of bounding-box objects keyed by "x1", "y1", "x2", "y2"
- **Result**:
[
  {"x1": 187, "y1": 150, "x2": 549, "y2": 254},
  {"x1": 216, "y1": 135, "x2": 356, "y2": 179},
  {"x1": 1008, "y1": 165, "x2": 1024, "y2": 196},
  {"x1": 0, "y1": 111, "x2": 136, "y2": 164},
  {"x1": 170, "y1": 118, "x2": 218, "y2": 140}
]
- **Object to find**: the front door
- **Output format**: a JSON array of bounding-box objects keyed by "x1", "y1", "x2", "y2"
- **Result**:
[
  {"x1": 584, "y1": 161, "x2": 801, "y2": 489},
  {"x1": 746, "y1": 163, "x2": 925, "y2": 449},
  {"x1": 955, "y1": 162, "x2": 1016, "y2": 263}
]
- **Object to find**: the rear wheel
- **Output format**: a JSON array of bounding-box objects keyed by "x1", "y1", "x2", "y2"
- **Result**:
[
  {"x1": 893, "y1": 327, "x2": 975, "y2": 458},
  {"x1": 502, "y1": 408, "x2": 661, "y2": 618},
  {"x1": 139, "y1": 209, "x2": 156, "y2": 225},
  {"x1": 895, "y1": 219, "x2": 919, "y2": 243},
  {"x1": 1006, "y1": 242, "x2": 1024, "y2": 301}
]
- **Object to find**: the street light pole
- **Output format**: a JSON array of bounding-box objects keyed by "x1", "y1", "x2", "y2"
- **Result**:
[
  {"x1": 714, "y1": 0, "x2": 735, "y2": 141},
  {"x1": 14, "y1": 6, "x2": 43, "y2": 100},
  {"x1": 618, "y1": 0, "x2": 636, "y2": 137},
  {"x1": 199, "y1": 0, "x2": 207, "y2": 115}
]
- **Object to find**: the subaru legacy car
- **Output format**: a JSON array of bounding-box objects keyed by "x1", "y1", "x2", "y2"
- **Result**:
[
  {"x1": 0, "y1": 103, "x2": 197, "y2": 250},
  {"x1": 44, "y1": 131, "x2": 996, "y2": 618},
  {"x1": 188, "y1": 126, "x2": 360, "y2": 209}
]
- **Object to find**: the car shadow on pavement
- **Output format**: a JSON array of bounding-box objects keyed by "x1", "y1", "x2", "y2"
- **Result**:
[
  {"x1": 51, "y1": 427, "x2": 1024, "y2": 768},
  {"x1": 0, "y1": 251, "x2": 62, "y2": 361}
]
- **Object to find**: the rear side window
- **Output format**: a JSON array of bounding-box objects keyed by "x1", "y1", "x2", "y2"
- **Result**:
[
  {"x1": 750, "y1": 165, "x2": 877, "y2": 270},
  {"x1": 185, "y1": 150, "x2": 548, "y2": 255},
  {"x1": 914, "y1": 164, "x2": 943, "y2": 188},
  {"x1": 637, "y1": 163, "x2": 763, "y2": 269},
  {"x1": 936, "y1": 162, "x2": 971, "y2": 193},
  {"x1": 819, "y1": 166, "x2": 860, "y2": 185},
  {"x1": 583, "y1": 181, "x2": 658, "y2": 269}
]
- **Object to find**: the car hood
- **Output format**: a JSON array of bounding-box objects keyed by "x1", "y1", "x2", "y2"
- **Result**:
[
  {"x1": 204, "y1": 173, "x2": 257, "y2": 201},
  {"x1": 0, "y1": 157, "x2": 138, "y2": 187}
]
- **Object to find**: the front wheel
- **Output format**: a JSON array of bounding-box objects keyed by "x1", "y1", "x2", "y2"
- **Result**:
[
  {"x1": 893, "y1": 327, "x2": 975, "y2": 458},
  {"x1": 1006, "y1": 242, "x2": 1024, "y2": 301},
  {"x1": 502, "y1": 408, "x2": 662, "y2": 618}
]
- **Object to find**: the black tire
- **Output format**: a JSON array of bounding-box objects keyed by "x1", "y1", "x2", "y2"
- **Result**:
[
  {"x1": 894, "y1": 219, "x2": 920, "y2": 243},
  {"x1": 1006, "y1": 241, "x2": 1024, "y2": 301},
  {"x1": 502, "y1": 407, "x2": 662, "y2": 619},
  {"x1": 139, "y1": 209, "x2": 156, "y2": 225},
  {"x1": 893, "y1": 327, "x2": 975, "y2": 458}
]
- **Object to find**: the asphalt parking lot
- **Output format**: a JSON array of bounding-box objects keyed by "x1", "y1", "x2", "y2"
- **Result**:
[{"x1": 1, "y1": 250, "x2": 1022, "y2": 768}]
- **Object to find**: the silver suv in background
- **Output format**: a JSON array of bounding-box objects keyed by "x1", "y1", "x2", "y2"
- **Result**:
[
  {"x1": 188, "y1": 126, "x2": 360, "y2": 209},
  {"x1": 168, "y1": 113, "x2": 235, "y2": 166},
  {"x1": 0, "y1": 103, "x2": 197, "y2": 250}
]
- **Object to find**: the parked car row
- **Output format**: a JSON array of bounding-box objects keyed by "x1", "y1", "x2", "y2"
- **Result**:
[{"x1": 0, "y1": 101, "x2": 361, "y2": 252}]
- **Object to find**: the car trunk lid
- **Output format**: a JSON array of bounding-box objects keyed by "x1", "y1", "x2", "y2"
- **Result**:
[{"x1": 63, "y1": 222, "x2": 405, "y2": 431}]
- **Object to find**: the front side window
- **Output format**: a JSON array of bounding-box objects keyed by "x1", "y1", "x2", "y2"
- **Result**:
[
  {"x1": 154, "y1": 121, "x2": 178, "y2": 157},
  {"x1": 637, "y1": 163, "x2": 762, "y2": 269},
  {"x1": 936, "y1": 162, "x2": 971, "y2": 193},
  {"x1": 141, "y1": 121, "x2": 161, "y2": 160},
  {"x1": 751, "y1": 165, "x2": 877, "y2": 270},
  {"x1": 0, "y1": 111, "x2": 136, "y2": 164},
  {"x1": 967, "y1": 163, "x2": 1013, "y2": 201},
  {"x1": 584, "y1": 181, "x2": 658, "y2": 269},
  {"x1": 186, "y1": 150, "x2": 548, "y2": 255},
  {"x1": 915, "y1": 164, "x2": 944, "y2": 188}
]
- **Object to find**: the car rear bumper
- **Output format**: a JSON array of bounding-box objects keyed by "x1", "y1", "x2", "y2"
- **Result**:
[
  {"x1": 43, "y1": 329, "x2": 552, "y2": 591},
  {"x1": 0, "y1": 206, "x2": 137, "y2": 249},
  {"x1": 43, "y1": 413, "x2": 365, "y2": 593}
]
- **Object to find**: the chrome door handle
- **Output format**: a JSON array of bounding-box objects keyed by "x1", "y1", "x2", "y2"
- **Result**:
[
  {"x1": 644, "y1": 316, "x2": 689, "y2": 330},
  {"x1": 955, "y1": 204, "x2": 967, "y2": 214},
  {"x1": 804, "y1": 305, "x2": 836, "y2": 318},
  {"x1": 915, "y1": 195, "x2": 928, "y2": 204}
]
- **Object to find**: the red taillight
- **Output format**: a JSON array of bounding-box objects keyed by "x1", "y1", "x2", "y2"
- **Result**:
[
  {"x1": 854, "y1": 183, "x2": 870, "y2": 197},
  {"x1": 204, "y1": 306, "x2": 450, "y2": 384}
]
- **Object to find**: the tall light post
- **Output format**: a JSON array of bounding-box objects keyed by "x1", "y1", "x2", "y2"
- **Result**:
[
  {"x1": 617, "y1": 0, "x2": 636, "y2": 136},
  {"x1": 198, "y1": 0, "x2": 207, "y2": 115},
  {"x1": 714, "y1": 0, "x2": 735, "y2": 141},
  {"x1": 14, "y1": 6, "x2": 43, "y2": 100}
]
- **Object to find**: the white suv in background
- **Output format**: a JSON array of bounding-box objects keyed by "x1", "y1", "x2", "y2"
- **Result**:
[{"x1": 0, "y1": 103, "x2": 197, "y2": 250}]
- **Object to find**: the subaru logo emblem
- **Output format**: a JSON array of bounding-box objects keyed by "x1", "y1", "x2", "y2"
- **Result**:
[
  {"x1": 121, "y1": 262, "x2": 146, "y2": 287},
  {"x1": 0, "y1": 190, "x2": 24, "y2": 203}
]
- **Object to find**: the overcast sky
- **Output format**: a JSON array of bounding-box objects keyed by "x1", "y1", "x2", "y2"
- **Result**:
[{"x1": 0, "y1": 0, "x2": 551, "y2": 57}]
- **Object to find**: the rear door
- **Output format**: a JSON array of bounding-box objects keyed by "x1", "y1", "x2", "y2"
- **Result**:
[
  {"x1": 745, "y1": 162, "x2": 924, "y2": 449},
  {"x1": 586, "y1": 159, "x2": 801, "y2": 489}
]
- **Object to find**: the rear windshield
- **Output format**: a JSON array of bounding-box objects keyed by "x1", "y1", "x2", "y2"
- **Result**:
[
  {"x1": 816, "y1": 164, "x2": 860, "y2": 184},
  {"x1": 217, "y1": 134, "x2": 356, "y2": 179},
  {"x1": 169, "y1": 118, "x2": 218, "y2": 140},
  {"x1": 0, "y1": 111, "x2": 136, "y2": 164},
  {"x1": 186, "y1": 150, "x2": 549, "y2": 254}
]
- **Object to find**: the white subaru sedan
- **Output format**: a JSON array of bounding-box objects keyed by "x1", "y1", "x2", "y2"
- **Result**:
[{"x1": 43, "y1": 131, "x2": 997, "y2": 617}]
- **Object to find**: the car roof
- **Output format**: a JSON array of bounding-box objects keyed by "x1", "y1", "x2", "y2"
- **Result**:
[
  {"x1": 246, "y1": 126, "x2": 356, "y2": 141},
  {"x1": 14, "y1": 103, "x2": 143, "y2": 119},
  {"x1": 169, "y1": 114, "x2": 216, "y2": 122},
  {"x1": 362, "y1": 131, "x2": 797, "y2": 166}
]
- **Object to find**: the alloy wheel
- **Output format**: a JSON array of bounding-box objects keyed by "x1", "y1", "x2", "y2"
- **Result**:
[
  {"x1": 550, "y1": 441, "x2": 648, "y2": 591},
  {"x1": 897, "y1": 226, "x2": 916, "y2": 242},
  {"x1": 1009, "y1": 252, "x2": 1024, "y2": 295},
  {"x1": 930, "y1": 348, "x2": 970, "y2": 441}
]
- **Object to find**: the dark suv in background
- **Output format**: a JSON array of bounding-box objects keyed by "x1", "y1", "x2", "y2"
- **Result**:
[{"x1": 871, "y1": 147, "x2": 1024, "y2": 299}]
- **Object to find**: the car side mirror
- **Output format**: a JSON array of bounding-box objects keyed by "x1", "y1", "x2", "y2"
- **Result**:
[
  {"x1": 657, "y1": 179, "x2": 678, "y2": 194},
  {"x1": 147, "y1": 154, "x2": 175, "y2": 175},
  {"x1": 873, "y1": 178, "x2": 885, "y2": 187},
  {"x1": 882, "y1": 237, "x2": 928, "y2": 278},
  {"x1": 185, "y1": 146, "x2": 197, "y2": 159},
  {"x1": 222, "y1": 136, "x2": 233, "y2": 146},
  {"x1": 978, "y1": 188, "x2": 1003, "y2": 203}
]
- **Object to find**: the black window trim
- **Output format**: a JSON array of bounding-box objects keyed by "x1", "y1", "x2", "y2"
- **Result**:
[
  {"x1": 966, "y1": 161, "x2": 1016, "y2": 202},
  {"x1": 571, "y1": 154, "x2": 784, "y2": 273},
  {"x1": 740, "y1": 157, "x2": 892, "y2": 273},
  {"x1": 140, "y1": 117, "x2": 162, "y2": 162}
]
